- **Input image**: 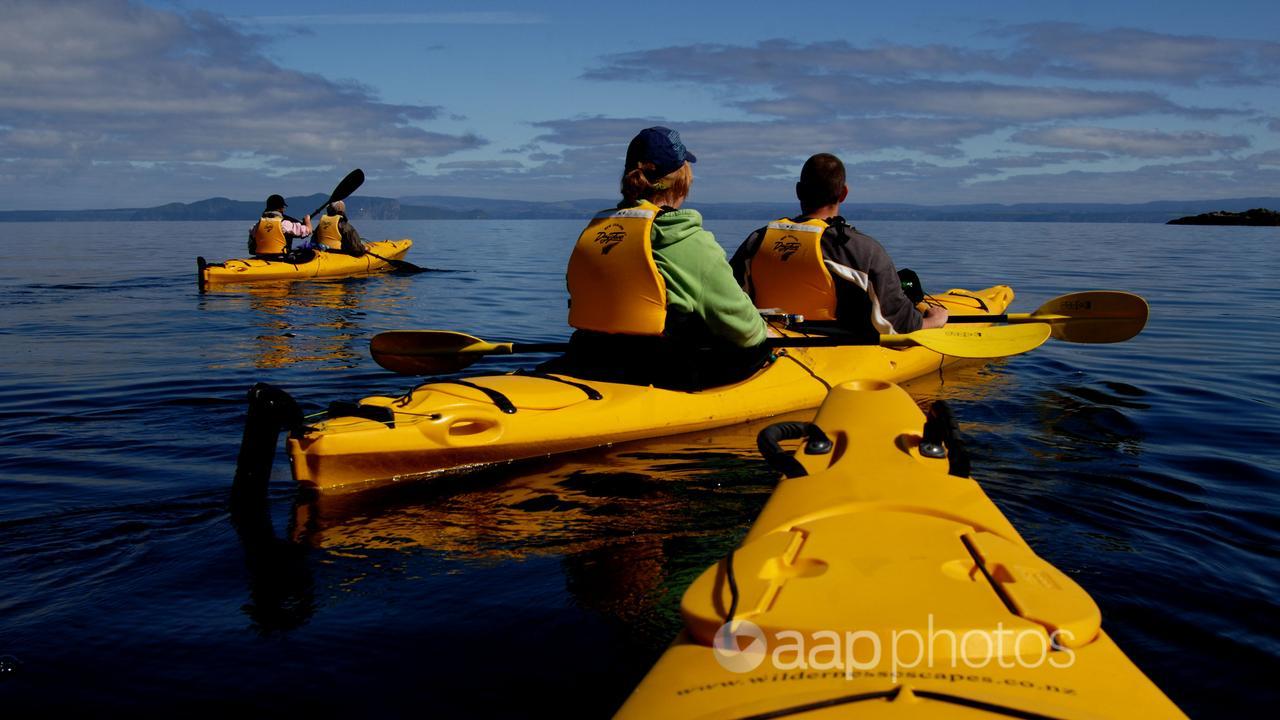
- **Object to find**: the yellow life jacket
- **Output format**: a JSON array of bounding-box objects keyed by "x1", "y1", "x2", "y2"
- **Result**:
[
  {"x1": 252, "y1": 214, "x2": 288, "y2": 255},
  {"x1": 748, "y1": 217, "x2": 837, "y2": 321},
  {"x1": 314, "y1": 214, "x2": 342, "y2": 250},
  {"x1": 566, "y1": 200, "x2": 668, "y2": 336}
]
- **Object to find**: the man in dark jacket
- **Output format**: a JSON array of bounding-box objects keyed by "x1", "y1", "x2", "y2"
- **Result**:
[{"x1": 729, "y1": 153, "x2": 946, "y2": 340}]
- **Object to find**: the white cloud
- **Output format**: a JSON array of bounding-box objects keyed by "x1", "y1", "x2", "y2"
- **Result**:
[
  {"x1": 243, "y1": 12, "x2": 546, "y2": 26},
  {"x1": 1012, "y1": 127, "x2": 1250, "y2": 158},
  {"x1": 999, "y1": 23, "x2": 1280, "y2": 86},
  {"x1": 0, "y1": 0, "x2": 482, "y2": 208},
  {"x1": 1, "y1": 4, "x2": 1276, "y2": 207}
]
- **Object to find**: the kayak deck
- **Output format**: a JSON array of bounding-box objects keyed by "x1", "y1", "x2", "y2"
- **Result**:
[
  {"x1": 287, "y1": 286, "x2": 1015, "y2": 494},
  {"x1": 614, "y1": 379, "x2": 1185, "y2": 719},
  {"x1": 198, "y1": 238, "x2": 412, "y2": 285}
]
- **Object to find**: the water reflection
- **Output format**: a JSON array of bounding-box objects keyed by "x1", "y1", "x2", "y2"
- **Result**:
[
  {"x1": 229, "y1": 491, "x2": 316, "y2": 635},
  {"x1": 280, "y1": 360, "x2": 1010, "y2": 548},
  {"x1": 286, "y1": 417, "x2": 787, "y2": 558},
  {"x1": 228, "y1": 363, "x2": 1011, "y2": 636},
  {"x1": 199, "y1": 278, "x2": 408, "y2": 370},
  {"x1": 898, "y1": 358, "x2": 1011, "y2": 404},
  {"x1": 1029, "y1": 380, "x2": 1149, "y2": 457}
]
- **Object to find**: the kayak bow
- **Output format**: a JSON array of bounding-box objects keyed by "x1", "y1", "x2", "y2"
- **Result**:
[{"x1": 615, "y1": 379, "x2": 1185, "y2": 719}]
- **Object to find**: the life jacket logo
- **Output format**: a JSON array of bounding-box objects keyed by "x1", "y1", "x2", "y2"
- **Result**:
[
  {"x1": 595, "y1": 224, "x2": 626, "y2": 254},
  {"x1": 773, "y1": 235, "x2": 802, "y2": 261}
]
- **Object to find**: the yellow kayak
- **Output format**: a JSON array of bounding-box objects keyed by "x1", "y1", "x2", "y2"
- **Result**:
[
  {"x1": 197, "y1": 238, "x2": 412, "y2": 286},
  {"x1": 286, "y1": 286, "x2": 1016, "y2": 493},
  {"x1": 615, "y1": 380, "x2": 1185, "y2": 719}
]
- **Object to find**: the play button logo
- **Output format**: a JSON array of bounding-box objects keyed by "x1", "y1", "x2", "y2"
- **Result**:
[{"x1": 712, "y1": 619, "x2": 767, "y2": 673}]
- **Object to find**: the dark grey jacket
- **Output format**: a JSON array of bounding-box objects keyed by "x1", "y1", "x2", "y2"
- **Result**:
[
  {"x1": 729, "y1": 215, "x2": 922, "y2": 339},
  {"x1": 329, "y1": 213, "x2": 366, "y2": 255}
]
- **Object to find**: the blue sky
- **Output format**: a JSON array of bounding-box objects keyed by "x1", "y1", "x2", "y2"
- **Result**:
[{"x1": 1, "y1": 0, "x2": 1277, "y2": 209}]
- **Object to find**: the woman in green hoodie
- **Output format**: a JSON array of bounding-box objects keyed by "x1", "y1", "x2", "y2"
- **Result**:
[{"x1": 547, "y1": 126, "x2": 770, "y2": 389}]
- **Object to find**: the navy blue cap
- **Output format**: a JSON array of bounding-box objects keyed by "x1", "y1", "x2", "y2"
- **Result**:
[
  {"x1": 626, "y1": 126, "x2": 697, "y2": 180},
  {"x1": 266, "y1": 194, "x2": 287, "y2": 210}
]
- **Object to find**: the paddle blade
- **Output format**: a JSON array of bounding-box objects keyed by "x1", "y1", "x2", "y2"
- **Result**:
[
  {"x1": 370, "y1": 330, "x2": 501, "y2": 375},
  {"x1": 888, "y1": 323, "x2": 1051, "y2": 358},
  {"x1": 331, "y1": 168, "x2": 365, "y2": 204},
  {"x1": 1035, "y1": 291, "x2": 1148, "y2": 343},
  {"x1": 310, "y1": 169, "x2": 367, "y2": 218},
  {"x1": 365, "y1": 250, "x2": 428, "y2": 274},
  {"x1": 385, "y1": 258, "x2": 430, "y2": 274}
]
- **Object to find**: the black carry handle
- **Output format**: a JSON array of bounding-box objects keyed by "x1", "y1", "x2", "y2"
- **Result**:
[
  {"x1": 756, "y1": 421, "x2": 833, "y2": 478},
  {"x1": 921, "y1": 400, "x2": 971, "y2": 477}
]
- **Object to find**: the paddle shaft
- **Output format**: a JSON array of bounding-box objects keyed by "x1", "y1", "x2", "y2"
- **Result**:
[
  {"x1": 946, "y1": 313, "x2": 1061, "y2": 324},
  {"x1": 369, "y1": 289, "x2": 1145, "y2": 376},
  {"x1": 370, "y1": 322, "x2": 1049, "y2": 375},
  {"x1": 484, "y1": 334, "x2": 1024, "y2": 354},
  {"x1": 506, "y1": 342, "x2": 572, "y2": 354},
  {"x1": 496, "y1": 338, "x2": 872, "y2": 355}
]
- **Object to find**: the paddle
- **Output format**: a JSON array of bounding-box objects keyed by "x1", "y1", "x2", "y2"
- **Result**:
[
  {"x1": 364, "y1": 248, "x2": 432, "y2": 274},
  {"x1": 308, "y1": 168, "x2": 366, "y2": 219},
  {"x1": 310, "y1": 169, "x2": 431, "y2": 274},
  {"x1": 369, "y1": 323, "x2": 1051, "y2": 376},
  {"x1": 943, "y1": 291, "x2": 1148, "y2": 343}
]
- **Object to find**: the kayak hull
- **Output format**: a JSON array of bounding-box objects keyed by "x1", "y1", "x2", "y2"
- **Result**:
[
  {"x1": 614, "y1": 379, "x2": 1185, "y2": 719},
  {"x1": 198, "y1": 238, "x2": 412, "y2": 285},
  {"x1": 288, "y1": 286, "x2": 1016, "y2": 494}
]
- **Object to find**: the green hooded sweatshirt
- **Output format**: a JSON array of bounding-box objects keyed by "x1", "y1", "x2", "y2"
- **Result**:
[{"x1": 650, "y1": 208, "x2": 768, "y2": 348}]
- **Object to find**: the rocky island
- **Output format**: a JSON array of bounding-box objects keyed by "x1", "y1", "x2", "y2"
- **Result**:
[{"x1": 1168, "y1": 208, "x2": 1280, "y2": 225}]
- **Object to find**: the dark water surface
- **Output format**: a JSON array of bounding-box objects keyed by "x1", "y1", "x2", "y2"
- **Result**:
[{"x1": 0, "y1": 220, "x2": 1276, "y2": 716}]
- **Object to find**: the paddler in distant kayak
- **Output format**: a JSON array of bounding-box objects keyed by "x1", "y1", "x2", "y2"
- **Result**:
[
  {"x1": 248, "y1": 194, "x2": 312, "y2": 258},
  {"x1": 730, "y1": 153, "x2": 947, "y2": 341},
  {"x1": 308, "y1": 200, "x2": 366, "y2": 256},
  {"x1": 543, "y1": 126, "x2": 771, "y2": 390}
]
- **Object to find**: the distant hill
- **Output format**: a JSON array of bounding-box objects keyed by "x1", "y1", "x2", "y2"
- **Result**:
[
  {"x1": 0, "y1": 194, "x2": 483, "y2": 222},
  {"x1": 3, "y1": 195, "x2": 1279, "y2": 223},
  {"x1": 1167, "y1": 208, "x2": 1280, "y2": 226},
  {"x1": 355, "y1": 195, "x2": 1280, "y2": 222}
]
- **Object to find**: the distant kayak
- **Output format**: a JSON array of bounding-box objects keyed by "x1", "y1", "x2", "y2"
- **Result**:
[
  {"x1": 616, "y1": 379, "x2": 1186, "y2": 719},
  {"x1": 197, "y1": 239, "x2": 412, "y2": 286}
]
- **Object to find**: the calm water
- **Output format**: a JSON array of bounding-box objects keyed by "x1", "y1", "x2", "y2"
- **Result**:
[{"x1": 0, "y1": 219, "x2": 1276, "y2": 716}]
